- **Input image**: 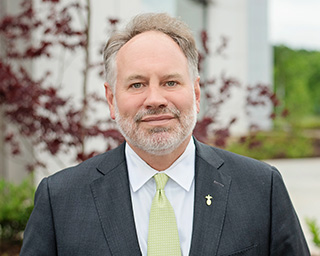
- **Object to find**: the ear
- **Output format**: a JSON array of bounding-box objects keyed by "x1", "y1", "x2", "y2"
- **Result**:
[
  {"x1": 194, "y1": 77, "x2": 201, "y2": 113},
  {"x1": 104, "y1": 82, "x2": 116, "y2": 120}
]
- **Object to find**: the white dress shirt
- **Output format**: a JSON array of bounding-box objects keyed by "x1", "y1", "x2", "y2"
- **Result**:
[{"x1": 126, "y1": 138, "x2": 195, "y2": 256}]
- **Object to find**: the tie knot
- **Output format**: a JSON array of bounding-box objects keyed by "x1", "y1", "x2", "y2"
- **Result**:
[{"x1": 154, "y1": 173, "x2": 169, "y2": 190}]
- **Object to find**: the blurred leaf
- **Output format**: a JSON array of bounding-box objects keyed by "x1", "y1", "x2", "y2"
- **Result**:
[{"x1": 306, "y1": 218, "x2": 320, "y2": 248}]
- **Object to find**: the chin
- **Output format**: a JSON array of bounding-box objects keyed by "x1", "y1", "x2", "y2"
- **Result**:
[{"x1": 132, "y1": 131, "x2": 189, "y2": 156}]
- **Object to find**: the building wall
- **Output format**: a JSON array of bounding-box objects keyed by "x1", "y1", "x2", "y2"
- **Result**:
[
  {"x1": 247, "y1": 0, "x2": 273, "y2": 130},
  {"x1": 1, "y1": 0, "x2": 272, "y2": 181},
  {"x1": 32, "y1": 0, "x2": 271, "y2": 138},
  {"x1": 0, "y1": 0, "x2": 34, "y2": 183},
  {"x1": 173, "y1": 0, "x2": 272, "y2": 134}
]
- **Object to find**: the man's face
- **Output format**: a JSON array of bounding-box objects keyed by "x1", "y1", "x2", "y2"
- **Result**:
[{"x1": 105, "y1": 31, "x2": 200, "y2": 155}]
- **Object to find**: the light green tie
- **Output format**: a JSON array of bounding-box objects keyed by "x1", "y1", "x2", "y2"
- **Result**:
[{"x1": 147, "y1": 173, "x2": 181, "y2": 256}]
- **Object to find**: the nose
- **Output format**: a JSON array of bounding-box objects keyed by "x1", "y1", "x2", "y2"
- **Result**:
[{"x1": 143, "y1": 85, "x2": 168, "y2": 109}]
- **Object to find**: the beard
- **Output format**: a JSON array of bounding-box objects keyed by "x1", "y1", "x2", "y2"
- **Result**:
[{"x1": 114, "y1": 96, "x2": 197, "y2": 155}]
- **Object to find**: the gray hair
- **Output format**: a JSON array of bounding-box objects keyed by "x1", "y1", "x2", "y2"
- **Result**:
[{"x1": 103, "y1": 13, "x2": 199, "y2": 91}]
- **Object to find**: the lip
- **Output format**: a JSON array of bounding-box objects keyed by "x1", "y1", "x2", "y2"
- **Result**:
[{"x1": 140, "y1": 114, "x2": 175, "y2": 125}]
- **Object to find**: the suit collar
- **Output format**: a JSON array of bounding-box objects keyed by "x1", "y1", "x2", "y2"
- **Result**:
[
  {"x1": 194, "y1": 139, "x2": 225, "y2": 169},
  {"x1": 91, "y1": 142, "x2": 142, "y2": 255},
  {"x1": 96, "y1": 142, "x2": 127, "y2": 175},
  {"x1": 189, "y1": 140, "x2": 231, "y2": 256}
]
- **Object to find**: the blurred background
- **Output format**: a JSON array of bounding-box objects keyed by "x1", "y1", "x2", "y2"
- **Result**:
[{"x1": 0, "y1": 0, "x2": 319, "y2": 254}]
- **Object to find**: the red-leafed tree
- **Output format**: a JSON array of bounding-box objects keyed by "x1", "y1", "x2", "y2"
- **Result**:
[
  {"x1": 193, "y1": 27, "x2": 283, "y2": 148},
  {"x1": 0, "y1": 0, "x2": 281, "y2": 175},
  {"x1": 0, "y1": 0, "x2": 123, "y2": 173}
]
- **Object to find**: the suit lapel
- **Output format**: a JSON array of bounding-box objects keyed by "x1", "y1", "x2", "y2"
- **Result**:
[
  {"x1": 189, "y1": 141, "x2": 232, "y2": 256},
  {"x1": 89, "y1": 140, "x2": 231, "y2": 255},
  {"x1": 90, "y1": 144, "x2": 142, "y2": 256}
]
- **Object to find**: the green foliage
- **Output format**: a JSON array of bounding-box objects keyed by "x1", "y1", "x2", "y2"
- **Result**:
[
  {"x1": 0, "y1": 177, "x2": 35, "y2": 241},
  {"x1": 226, "y1": 130, "x2": 313, "y2": 160},
  {"x1": 294, "y1": 116, "x2": 320, "y2": 129},
  {"x1": 274, "y1": 45, "x2": 320, "y2": 121},
  {"x1": 306, "y1": 218, "x2": 320, "y2": 248}
]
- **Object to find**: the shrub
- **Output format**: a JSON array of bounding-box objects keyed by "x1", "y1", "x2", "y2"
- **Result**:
[
  {"x1": 306, "y1": 218, "x2": 320, "y2": 248},
  {"x1": 0, "y1": 177, "x2": 35, "y2": 242},
  {"x1": 295, "y1": 116, "x2": 320, "y2": 129},
  {"x1": 226, "y1": 130, "x2": 314, "y2": 160}
]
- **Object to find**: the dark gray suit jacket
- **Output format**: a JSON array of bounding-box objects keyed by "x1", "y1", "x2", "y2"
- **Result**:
[{"x1": 20, "y1": 140, "x2": 310, "y2": 255}]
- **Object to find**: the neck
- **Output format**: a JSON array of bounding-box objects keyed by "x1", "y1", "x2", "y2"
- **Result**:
[{"x1": 128, "y1": 135, "x2": 192, "y2": 171}]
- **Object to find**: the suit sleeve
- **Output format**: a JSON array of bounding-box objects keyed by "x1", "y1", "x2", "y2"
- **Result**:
[
  {"x1": 20, "y1": 178, "x2": 57, "y2": 256},
  {"x1": 269, "y1": 167, "x2": 310, "y2": 256}
]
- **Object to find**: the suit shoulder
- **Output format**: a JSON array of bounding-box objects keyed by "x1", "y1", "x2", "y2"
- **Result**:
[
  {"x1": 47, "y1": 143, "x2": 126, "y2": 185},
  {"x1": 196, "y1": 140, "x2": 278, "y2": 177}
]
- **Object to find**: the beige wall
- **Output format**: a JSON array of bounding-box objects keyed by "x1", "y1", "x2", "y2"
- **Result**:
[
  {"x1": 0, "y1": 0, "x2": 33, "y2": 183},
  {"x1": 1, "y1": 0, "x2": 271, "y2": 181}
]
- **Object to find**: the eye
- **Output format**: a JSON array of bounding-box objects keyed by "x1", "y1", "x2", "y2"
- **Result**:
[
  {"x1": 166, "y1": 81, "x2": 177, "y2": 87},
  {"x1": 131, "y1": 83, "x2": 143, "y2": 89}
]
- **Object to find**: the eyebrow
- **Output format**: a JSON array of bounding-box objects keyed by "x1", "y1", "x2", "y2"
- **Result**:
[
  {"x1": 161, "y1": 73, "x2": 184, "y2": 81},
  {"x1": 125, "y1": 75, "x2": 147, "y2": 82},
  {"x1": 124, "y1": 73, "x2": 185, "y2": 83}
]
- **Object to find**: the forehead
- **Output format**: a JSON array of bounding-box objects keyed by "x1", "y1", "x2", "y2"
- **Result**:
[
  {"x1": 119, "y1": 30, "x2": 183, "y2": 54},
  {"x1": 116, "y1": 31, "x2": 189, "y2": 72}
]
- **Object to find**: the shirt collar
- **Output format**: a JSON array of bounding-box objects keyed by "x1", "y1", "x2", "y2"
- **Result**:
[{"x1": 126, "y1": 138, "x2": 195, "y2": 193}]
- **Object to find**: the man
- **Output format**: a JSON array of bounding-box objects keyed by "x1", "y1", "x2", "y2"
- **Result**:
[{"x1": 20, "y1": 13, "x2": 310, "y2": 255}]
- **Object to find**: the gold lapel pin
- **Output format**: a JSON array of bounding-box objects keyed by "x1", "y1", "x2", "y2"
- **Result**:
[{"x1": 205, "y1": 195, "x2": 213, "y2": 206}]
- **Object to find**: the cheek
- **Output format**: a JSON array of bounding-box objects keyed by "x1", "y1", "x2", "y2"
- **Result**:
[
  {"x1": 115, "y1": 95, "x2": 141, "y2": 117},
  {"x1": 171, "y1": 91, "x2": 195, "y2": 110}
]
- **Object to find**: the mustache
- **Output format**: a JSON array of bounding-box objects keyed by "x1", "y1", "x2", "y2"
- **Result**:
[{"x1": 134, "y1": 106, "x2": 181, "y2": 122}]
